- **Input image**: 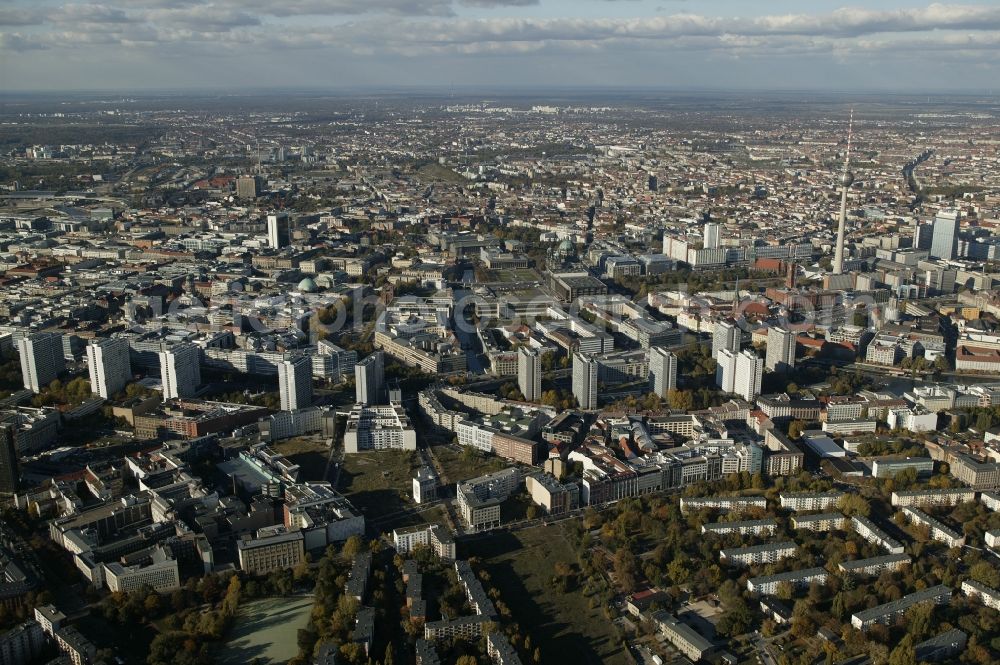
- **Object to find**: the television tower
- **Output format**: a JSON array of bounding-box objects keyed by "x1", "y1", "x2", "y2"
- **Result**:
[{"x1": 832, "y1": 110, "x2": 854, "y2": 275}]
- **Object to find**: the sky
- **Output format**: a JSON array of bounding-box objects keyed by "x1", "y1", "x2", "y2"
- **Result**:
[{"x1": 0, "y1": 1, "x2": 998, "y2": 92}]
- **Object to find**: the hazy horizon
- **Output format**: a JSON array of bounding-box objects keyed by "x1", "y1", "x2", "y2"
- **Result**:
[{"x1": 1, "y1": 1, "x2": 999, "y2": 93}]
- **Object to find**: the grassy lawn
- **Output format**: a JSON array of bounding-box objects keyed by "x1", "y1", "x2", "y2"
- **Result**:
[
  {"x1": 431, "y1": 445, "x2": 507, "y2": 484},
  {"x1": 416, "y1": 162, "x2": 467, "y2": 184},
  {"x1": 337, "y1": 450, "x2": 422, "y2": 520},
  {"x1": 466, "y1": 524, "x2": 630, "y2": 665},
  {"x1": 218, "y1": 595, "x2": 313, "y2": 664},
  {"x1": 272, "y1": 436, "x2": 330, "y2": 482}
]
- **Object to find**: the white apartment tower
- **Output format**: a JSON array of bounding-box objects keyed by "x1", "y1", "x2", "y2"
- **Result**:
[
  {"x1": 517, "y1": 347, "x2": 541, "y2": 402},
  {"x1": 765, "y1": 327, "x2": 796, "y2": 373},
  {"x1": 649, "y1": 347, "x2": 677, "y2": 398},
  {"x1": 734, "y1": 350, "x2": 764, "y2": 402},
  {"x1": 17, "y1": 332, "x2": 65, "y2": 393},
  {"x1": 716, "y1": 348, "x2": 738, "y2": 394},
  {"x1": 158, "y1": 343, "x2": 201, "y2": 400},
  {"x1": 278, "y1": 355, "x2": 313, "y2": 411},
  {"x1": 355, "y1": 351, "x2": 385, "y2": 405},
  {"x1": 713, "y1": 319, "x2": 741, "y2": 360},
  {"x1": 87, "y1": 338, "x2": 131, "y2": 399},
  {"x1": 572, "y1": 352, "x2": 599, "y2": 410}
]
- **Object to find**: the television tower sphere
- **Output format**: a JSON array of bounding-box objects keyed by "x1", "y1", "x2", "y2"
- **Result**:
[{"x1": 841, "y1": 171, "x2": 854, "y2": 187}]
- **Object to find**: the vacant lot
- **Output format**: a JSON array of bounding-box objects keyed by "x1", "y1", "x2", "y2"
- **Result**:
[
  {"x1": 417, "y1": 162, "x2": 467, "y2": 184},
  {"x1": 466, "y1": 524, "x2": 630, "y2": 665},
  {"x1": 272, "y1": 436, "x2": 330, "y2": 482},
  {"x1": 338, "y1": 449, "x2": 422, "y2": 520},
  {"x1": 431, "y1": 445, "x2": 507, "y2": 484},
  {"x1": 219, "y1": 595, "x2": 313, "y2": 664}
]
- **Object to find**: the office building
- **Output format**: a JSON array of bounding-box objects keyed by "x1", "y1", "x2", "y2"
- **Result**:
[
  {"x1": 572, "y1": 352, "x2": 598, "y2": 409},
  {"x1": 765, "y1": 327, "x2": 795, "y2": 373},
  {"x1": 712, "y1": 319, "x2": 741, "y2": 359},
  {"x1": 355, "y1": 352, "x2": 384, "y2": 405},
  {"x1": 158, "y1": 343, "x2": 201, "y2": 400},
  {"x1": 237, "y1": 528, "x2": 305, "y2": 575},
  {"x1": 704, "y1": 222, "x2": 721, "y2": 250},
  {"x1": 872, "y1": 457, "x2": 934, "y2": 479},
  {"x1": 716, "y1": 348, "x2": 737, "y2": 393},
  {"x1": 17, "y1": 332, "x2": 65, "y2": 393},
  {"x1": 236, "y1": 174, "x2": 260, "y2": 199},
  {"x1": 86, "y1": 337, "x2": 131, "y2": 399},
  {"x1": 278, "y1": 355, "x2": 313, "y2": 411},
  {"x1": 650, "y1": 611, "x2": 715, "y2": 663},
  {"x1": 734, "y1": 350, "x2": 764, "y2": 402},
  {"x1": 267, "y1": 212, "x2": 291, "y2": 249},
  {"x1": 517, "y1": 347, "x2": 541, "y2": 402},
  {"x1": 929, "y1": 209, "x2": 960, "y2": 260},
  {"x1": 103, "y1": 547, "x2": 181, "y2": 593},
  {"x1": 0, "y1": 423, "x2": 19, "y2": 495},
  {"x1": 648, "y1": 347, "x2": 677, "y2": 398}
]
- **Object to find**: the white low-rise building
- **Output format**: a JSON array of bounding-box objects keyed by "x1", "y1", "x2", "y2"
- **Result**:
[
  {"x1": 852, "y1": 515, "x2": 905, "y2": 554},
  {"x1": 891, "y1": 488, "x2": 975, "y2": 508},
  {"x1": 747, "y1": 568, "x2": 827, "y2": 595},
  {"x1": 701, "y1": 518, "x2": 777, "y2": 537},
  {"x1": 838, "y1": 553, "x2": 910, "y2": 577},
  {"x1": 779, "y1": 491, "x2": 844, "y2": 511},
  {"x1": 851, "y1": 585, "x2": 952, "y2": 630},
  {"x1": 103, "y1": 546, "x2": 180, "y2": 593},
  {"x1": 902, "y1": 507, "x2": 965, "y2": 547},
  {"x1": 720, "y1": 541, "x2": 797, "y2": 567},
  {"x1": 962, "y1": 579, "x2": 1000, "y2": 610}
]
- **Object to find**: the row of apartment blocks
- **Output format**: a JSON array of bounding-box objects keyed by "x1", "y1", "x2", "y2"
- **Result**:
[
  {"x1": 746, "y1": 567, "x2": 828, "y2": 596},
  {"x1": 890, "y1": 488, "x2": 976, "y2": 508},
  {"x1": 679, "y1": 496, "x2": 767, "y2": 513},
  {"x1": 701, "y1": 519, "x2": 777, "y2": 537},
  {"x1": 778, "y1": 491, "x2": 844, "y2": 512},
  {"x1": 901, "y1": 507, "x2": 966, "y2": 547},
  {"x1": 851, "y1": 515, "x2": 906, "y2": 555},
  {"x1": 838, "y1": 553, "x2": 911, "y2": 577},
  {"x1": 962, "y1": 579, "x2": 1000, "y2": 611},
  {"x1": 851, "y1": 585, "x2": 952, "y2": 630},
  {"x1": 422, "y1": 560, "x2": 498, "y2": 643},
  {"x1": 790, "y1": 512, "x2": 848, "y2": 532},
  {"x1": 720, "y1": 541, "x2": 797, "y2": 567}
]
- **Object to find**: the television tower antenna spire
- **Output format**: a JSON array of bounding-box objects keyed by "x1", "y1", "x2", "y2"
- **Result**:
[{"x1": 832, "y1": 110, "x2": 854, "y2": 276}]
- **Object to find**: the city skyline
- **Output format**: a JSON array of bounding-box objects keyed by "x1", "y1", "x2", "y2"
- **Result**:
[{"x1": 1, "y1": 1, "x2": 999, "y2": 92}]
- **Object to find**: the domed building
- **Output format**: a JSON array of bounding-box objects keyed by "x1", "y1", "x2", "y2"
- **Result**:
[{"x1": 297, "y1": 277, "x2": 319, "y2": 293}]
